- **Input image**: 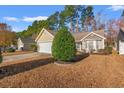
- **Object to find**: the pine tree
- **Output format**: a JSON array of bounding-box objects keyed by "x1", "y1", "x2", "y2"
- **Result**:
[
  {"x1": 47, "y1": 11, "x2": 60, "y2": 31},
  {"x1": 64, "y1": 5, "x2": 75, "y2": 32},
  {"x1": 81, "y1": 6, "x2": 94, "y2": 31}
]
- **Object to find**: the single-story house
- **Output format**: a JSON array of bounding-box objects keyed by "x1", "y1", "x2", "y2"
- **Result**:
[
  {"x1": 35, "y1": 28, "x2": 106, "y2": 54},
  {"x1": 17, "y1": 37, "x2": 35, "y2": 51},
  {"x1": 117, "y1": 28, "x2": 124, "y2": 54}
]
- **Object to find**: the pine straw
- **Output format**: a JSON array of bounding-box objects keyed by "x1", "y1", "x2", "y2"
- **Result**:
[{"x1": 0, "y1": 55, "x2": 124, "y2": 88}]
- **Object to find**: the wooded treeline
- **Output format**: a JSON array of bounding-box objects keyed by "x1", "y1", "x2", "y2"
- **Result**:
[
  {"x1": 16, "y1": 6, "x2": 124, "y2": 47},
  {"x1": 0, "y1": 6, "x2": 124, "y2": 51},
  {"x1": 17, "y1": 5, "x2": 107, "y2": 38}
]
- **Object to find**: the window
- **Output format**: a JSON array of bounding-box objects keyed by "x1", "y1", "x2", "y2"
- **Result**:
[
  {"x1": 96, "y1": 41, "x2": 99, "y2": 49},
  {"x1": 88, "y1": 41, "x2": 94, "y2": 50},
  {"x1": 96, "y1": 40, "x2": 102, "y2": 49},
  {"x1": 76, "y1": 43, "x2": 80, "y2": 49}
]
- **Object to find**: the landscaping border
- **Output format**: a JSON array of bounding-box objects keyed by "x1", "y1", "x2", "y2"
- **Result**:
[{"x1": 54, "y1": 53, "x2": 89, "y2": 65}]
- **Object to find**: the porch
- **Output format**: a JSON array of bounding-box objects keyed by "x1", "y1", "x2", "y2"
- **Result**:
[{"x1": 76, "y1": 39, "x2": 105, "y2": 53}]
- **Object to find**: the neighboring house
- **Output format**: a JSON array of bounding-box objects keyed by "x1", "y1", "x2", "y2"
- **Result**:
[
  {"x1": 117, "y1": 28, "x2": 124, "y2": 54},
  {"x1": 35, "y1": 28, "x2": 106, "y2": 54},
  {"x1": 17, "y1": 37, "x2": 35, "y2": 51}
]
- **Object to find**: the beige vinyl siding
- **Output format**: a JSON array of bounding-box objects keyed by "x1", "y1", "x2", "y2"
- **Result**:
[
  {"x1": 18, "y1": 38, "x2": 24, "y2": 46},
  {"x1": 17, "y1": 38, "x2": 24, "y2": 50},
  {"x1": 37, "y1": 30, "x2": 54, "y2": 43}
]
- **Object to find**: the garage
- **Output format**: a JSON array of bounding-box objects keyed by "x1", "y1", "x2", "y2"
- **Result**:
[
  {"x1": 35, "y1": 28, "x2": 55, "y2": 54},
  {"x1": 117, "y1": 28, "x2": 124, "y2": 54},
  {"x1": 38, "y1": 42, "x2": 52, "y2": 54}
]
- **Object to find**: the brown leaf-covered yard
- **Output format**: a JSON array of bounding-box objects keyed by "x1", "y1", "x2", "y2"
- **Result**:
[{"x1": 0, "y1": 54, "x2": 124, "y2": 88}]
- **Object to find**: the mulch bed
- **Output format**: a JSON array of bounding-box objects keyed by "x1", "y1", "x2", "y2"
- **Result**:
[{"x1": 54, "y1": 53, "x2": 89, "y2": 65}]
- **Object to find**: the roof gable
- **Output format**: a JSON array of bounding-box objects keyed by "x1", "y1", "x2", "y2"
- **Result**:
[
  {"x1": 37, "y1": 29, "x2": 54, "y2": 42},
  {"x1": 80, "y1": 31, "x2": 106, "y2": 41},
  {"x1": 35, "y1": 28, "x2": 54, "y2": 42},
  {"x1": 84, "y1": 33, "x2": 103, "y2": 40}
]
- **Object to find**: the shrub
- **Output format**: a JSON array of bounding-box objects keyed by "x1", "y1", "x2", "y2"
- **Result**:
[
  {"x1": 30, "y1": 44, "x2": 37, "y2": 52},
  {"x1": 104, "y1": 46, "x2": 112, "y2": 54},
  {"x1": 112, "y1": 49, "x2": 118, "y2": 55},
  {"x1": 98, "y1": 49, "x2": 105, "y2": 53},
  {"x1": 0, "y1": 50, "x2": 2, "y2": 63},
  {"x1": 52, "y1": 27, "x2": 76, "y2": 61},
  {"x1": 6, "y1": 48, "x2": 15, "y2": 52}
]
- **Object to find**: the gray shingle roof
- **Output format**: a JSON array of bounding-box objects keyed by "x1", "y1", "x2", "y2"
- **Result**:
[
  {"x1": 47, "y1": 29, "x2": 105, "y2": 41},
  {"x1": 20, "y1": 37, "x2": 35, "y2": 44}
]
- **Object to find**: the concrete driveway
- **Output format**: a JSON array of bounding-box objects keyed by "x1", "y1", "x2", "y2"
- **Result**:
[{"x1": 3, "y1": 52, "x2": 42, "y2": 62}]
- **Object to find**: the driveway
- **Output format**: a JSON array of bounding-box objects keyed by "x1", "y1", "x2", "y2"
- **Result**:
[{"x1": 3, "y1": 52, "x2": 45, "y2": 62}]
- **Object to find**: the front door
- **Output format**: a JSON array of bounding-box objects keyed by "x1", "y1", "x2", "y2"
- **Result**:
[{"x1": 87, "y1": 40, "x2": 94, "y2": 52}]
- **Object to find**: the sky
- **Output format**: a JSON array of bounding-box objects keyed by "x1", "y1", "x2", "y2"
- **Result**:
[{"x1": 0, "y1": 5, "x2": 124, "y2": 32}]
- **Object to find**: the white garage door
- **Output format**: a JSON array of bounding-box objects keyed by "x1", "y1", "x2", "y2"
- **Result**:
[
  {"x1": 38, "y1": 42, "x2": 52, "y2": 54},
  {"x1": 119, "y1": 41, "x2": 124, "y2": 54}
]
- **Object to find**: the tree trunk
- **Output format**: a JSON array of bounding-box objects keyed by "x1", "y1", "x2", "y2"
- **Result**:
[
  {"x1": 92, "y1": 19, "x2": 96, "y2": 31},
  {"x1": 76, "y1": 16, "x2": 79, "y2": 32},
  {"x1": 85, "y1": 23, "x2": 88, "y2": 32},
  {"x1": 85, "y1": 18, "x2": 88, "y2": 32},
  {"x1": 70, "y1": 18, "x2": 73, "y2": 32}
]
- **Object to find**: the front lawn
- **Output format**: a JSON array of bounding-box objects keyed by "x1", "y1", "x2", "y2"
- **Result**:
[{"x1": 0, "y1": 55, "x2": 124, "y2": 88}]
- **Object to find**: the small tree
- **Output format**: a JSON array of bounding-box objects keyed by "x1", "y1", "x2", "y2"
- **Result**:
[
  {"x1": 30, "y1": 44, "x2": 37, "y2": 52},
  {"x1": 52, "y1": 27, "x2": 76, "y2": 61}
]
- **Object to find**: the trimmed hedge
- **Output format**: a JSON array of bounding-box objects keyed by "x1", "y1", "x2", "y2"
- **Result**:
[
  {"x1": 6, "y1": 48, "x2": 15, "y2": 52},
  {"x1": 97, "y1": 46, "x2": 113, "y2": 55},
  {"x1": 104, "y1": 46, "x2": 112, "y2": 54},
  {"x1": 52, "y1": 27, "x2": 76, "y2": 61}
]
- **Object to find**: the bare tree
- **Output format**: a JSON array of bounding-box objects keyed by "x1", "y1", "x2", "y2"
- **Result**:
[
  {"x1": 106, "y1": 19, "x2": 119, "y2": 47},
  {"x1": 94, "y1": 12, "x2": 106, "y2": 31},
  {"x1": 0, "y1": 23, "x2": 16, "y2": 52}
]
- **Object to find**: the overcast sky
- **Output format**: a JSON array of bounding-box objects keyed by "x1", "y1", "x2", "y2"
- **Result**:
[{"x1": 0, "y1": 5, "x2": 123, "y2": 32}]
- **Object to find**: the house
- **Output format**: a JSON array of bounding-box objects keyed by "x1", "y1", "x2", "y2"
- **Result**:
[
  {"x1": 35, "y1": 28, "x2": 106, "y2": 54},
  {"x1": 17, "y1": 37, "x2": 35, "y2": 51},
  {"x1": 117, "y1": 28, "x2": 124, "y2": 54}
]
